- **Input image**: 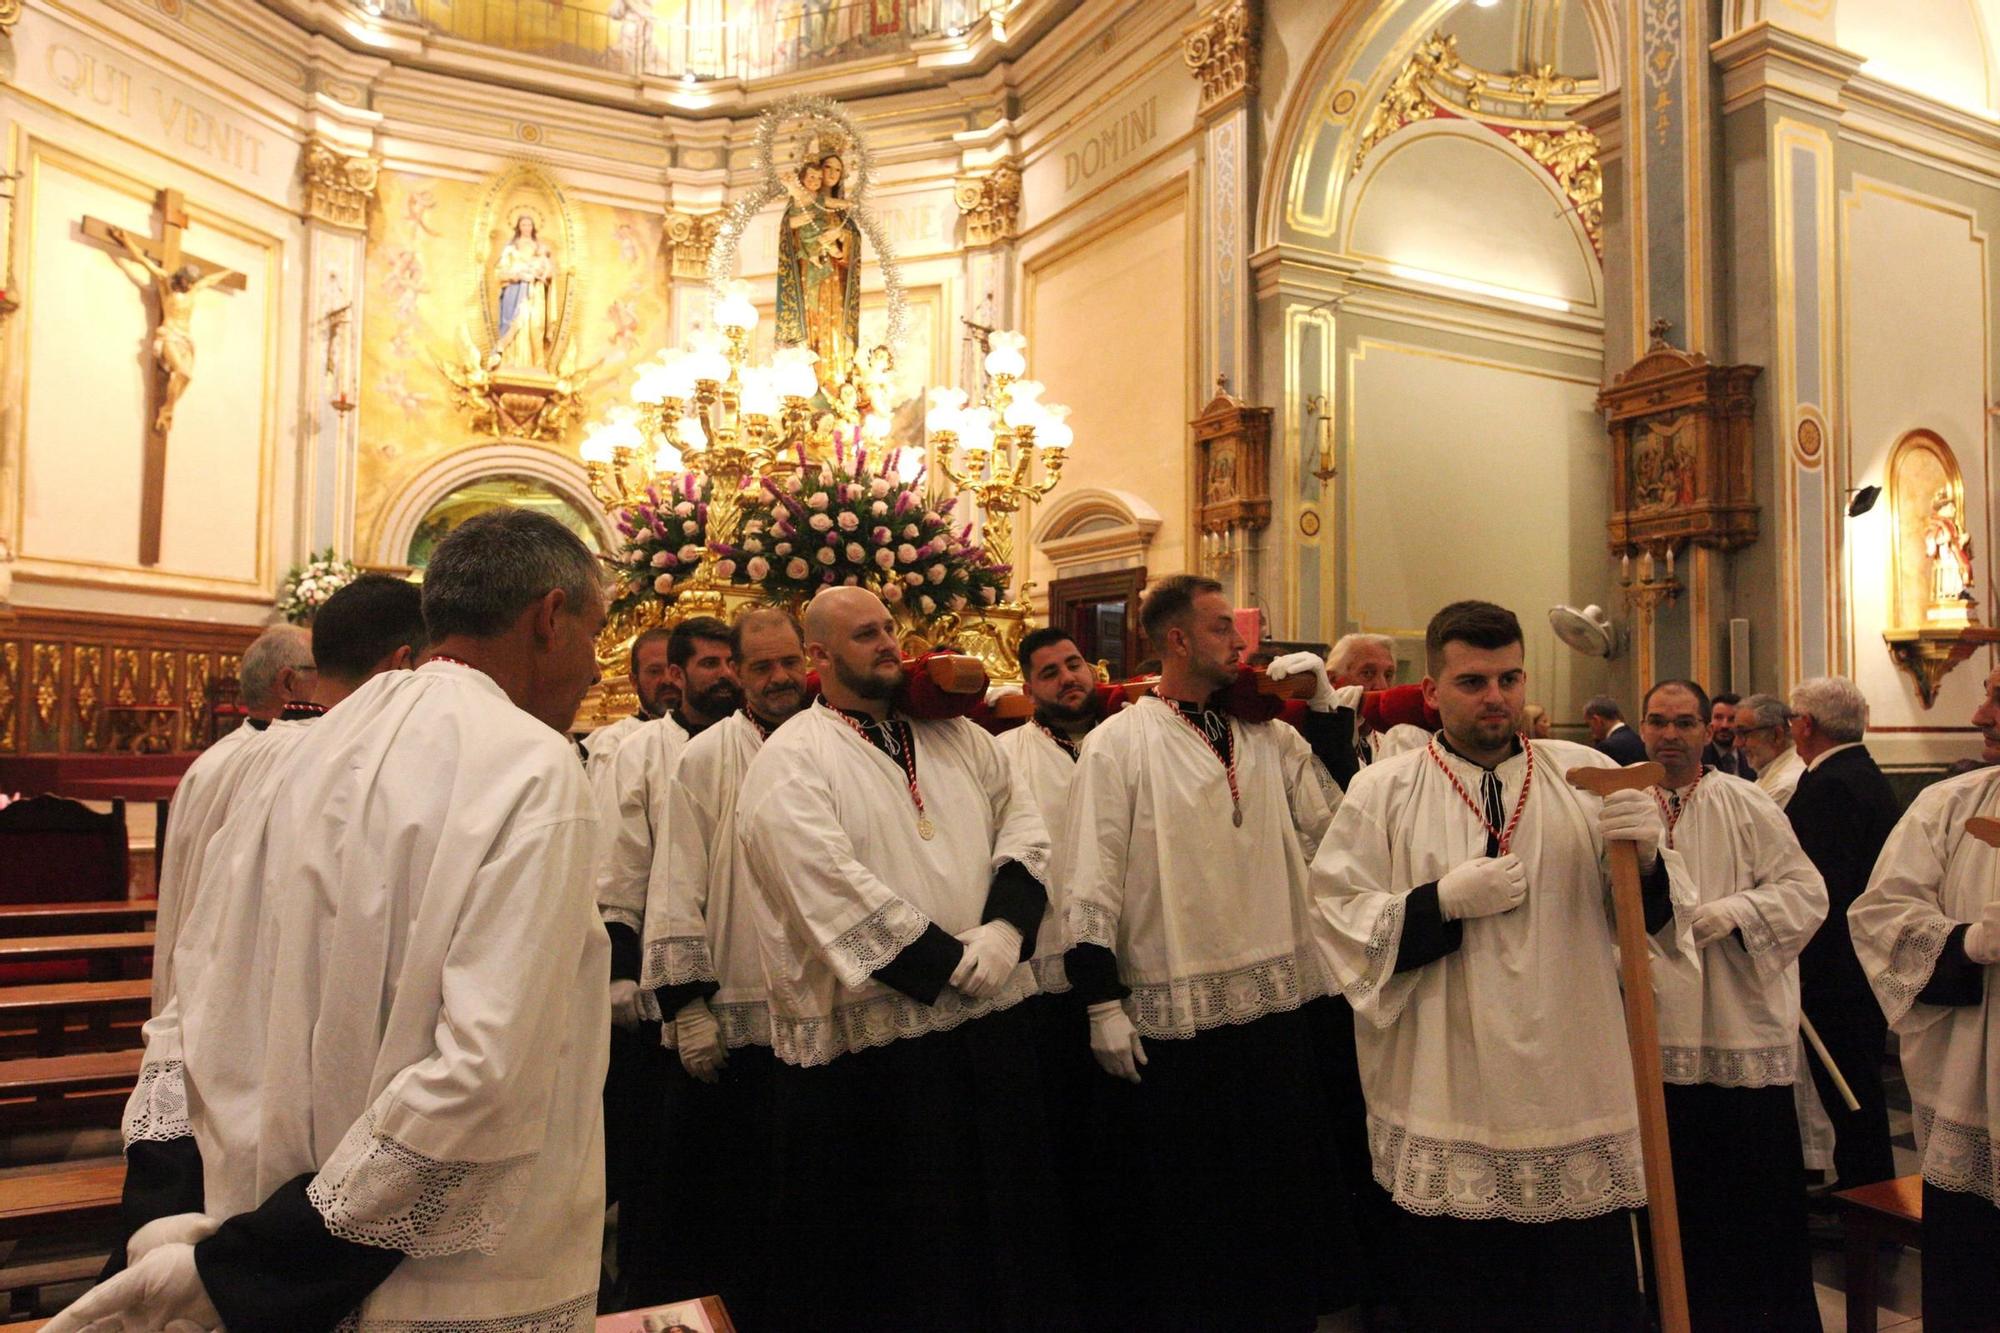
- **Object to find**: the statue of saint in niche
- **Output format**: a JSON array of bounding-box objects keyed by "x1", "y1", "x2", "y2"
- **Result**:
[
  {"x1": 491, "y1": 213, "x2": 556, "y2": 370},
  {"x1": 776, "y1": 139, "x2": 863, "y2": 398},
  {"x1": 1923, "y1": 485, "x2": 1976, "y2": 605}
]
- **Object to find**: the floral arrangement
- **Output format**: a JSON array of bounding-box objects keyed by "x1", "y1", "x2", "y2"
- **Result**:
[
  {"x1": 275, "y1": 548, "x2": 361, "y2": 624},
  {"x1": 724, "y1": 442, "x2": 1009, "y2": 618},
  {"x1": 607, "y1": 474, "x2": 714, "y2": 616}
]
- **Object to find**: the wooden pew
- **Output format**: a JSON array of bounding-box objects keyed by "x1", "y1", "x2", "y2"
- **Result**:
[
  {"x1": 0, "y1": 905, "x2": 156, "y2": 940},
  {"x1": 0, "y1": 981, "x2": 149, "y2": 1058},
  {"x1": 0, "y1": 936, "x2": 153, "y2": 986},
  {"x1": 0, "y1": 1162, "x2": 124, "y2": 1241},
  {"x1": 0, "y1": 1049, "x2": 143, "y2": 1129}
]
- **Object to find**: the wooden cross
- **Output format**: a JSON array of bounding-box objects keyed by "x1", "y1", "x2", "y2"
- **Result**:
[{"x1": 81, "y1": 188, "x2": 246, "y2": 567}]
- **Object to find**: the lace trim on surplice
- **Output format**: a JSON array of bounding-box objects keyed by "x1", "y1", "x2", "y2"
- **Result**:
[
  {"x1": 641, "y1": 934, "x2": 715, "y2": 990},
  {"x1": 1660, "y1": 1042, "x2": 1797, "y2": 1088},
  {"x1": 307, "y1": 1110, "x2": 538, "y2": 1258},
  {"x1": 1871, "y1": 916, "x2": 1956, "y2": 1024},
  {"x1": 1916, "y1": 1103, "x2": 1999, "y2": 1205},
  {"x1": 1071, "y1": 900, "x2": 1116, "y2": 950},
  {"x1": 1126, "y1": 949, "x2": 1326, "y2": 1039},
  {"x1": 661, "y1": 999, "x2": 772, "y2": 1051},
  {"x1": 826, "y1": 897, "x2": 931, "y2": 987},
  {"x1": 1368, "y1": 1114, "x2": 1648, "y2": 1223},
  {"x1": 123, "y1": 1059, "x2": 192, "y2": 1145},
  {"x1": 771, "y1": 968, "x2": 1037, "y2": 1067}
]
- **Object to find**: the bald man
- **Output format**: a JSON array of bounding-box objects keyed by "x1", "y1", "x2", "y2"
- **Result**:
[{"x1": 736, "y1": 587, "x2": 1063, "y2": 1330}]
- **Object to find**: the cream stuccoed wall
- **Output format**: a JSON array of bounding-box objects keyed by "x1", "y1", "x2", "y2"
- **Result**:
[{"x1": 0, "y1": 0, "x2": 307, "y2": 625}]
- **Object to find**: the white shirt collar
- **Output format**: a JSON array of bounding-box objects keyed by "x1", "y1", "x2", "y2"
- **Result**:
[{"x1": 1805, "y1": 740, "x2": 1865, "y2": 772}]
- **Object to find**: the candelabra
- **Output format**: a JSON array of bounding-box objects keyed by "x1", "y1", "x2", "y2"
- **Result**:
[
  {"x1": 1619, "y1": 540, "x2": 1682, "y2": 613},
  {"x1": 926, "y1": 332, "x2": 1074, "y2": 606},
  {"x1": 581, "y1": 280, "x2": 820, "y2": 623}
]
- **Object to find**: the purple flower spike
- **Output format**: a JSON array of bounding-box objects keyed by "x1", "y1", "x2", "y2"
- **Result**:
[{"x1": 894, "y1": 491, "x2": 915, "y2": 517}]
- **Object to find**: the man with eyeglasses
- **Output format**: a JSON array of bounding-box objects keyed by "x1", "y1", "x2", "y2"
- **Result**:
[{"x1": 1735, "y1": 693, "x2": 1805, "y2": 809}]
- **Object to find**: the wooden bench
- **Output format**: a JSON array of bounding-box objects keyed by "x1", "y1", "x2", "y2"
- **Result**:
[
  {"x1": 0, "y1": 936, "x2": 153, "y2": 984},
  {"x1": 0, "y1": 1050, "x2": 143, "y2": 1130},
  {"x1": 0, "y1": 1163, "x2": 124, "y2": 1242},
  {"x1": 0, "y1": 1255, "x2": 103, "y2": 1318},
  {"x1": 1833, "y1": 1173, "x2": 1923, "y2": 1333},
  {"x1": 0, "y1": 982, "x2": 150, "y2": 1058},
  {"x1": 0, "y1": 905, "x2": 156, "y2": 940}
]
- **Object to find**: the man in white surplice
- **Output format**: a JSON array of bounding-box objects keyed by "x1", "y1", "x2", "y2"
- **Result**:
[
  {"x1": 1849, "y1": 665, "x2": 2000, "y2": 1330},
  {"x1": 735, "y1": 587, "x2": 1062, "y2": 1331},
  {"x1": 581, "y1": 624, "x2": 676, "y2": 786},
  {"x1": 51, "y1": 509, "x2": 611, "y2": 1333},
  {"x1": 1309, "y1": 600, "x2": 1685, "y2": 1332},
  {"x1": 1636, "y1": 679, "x2": 1826, "y2": 1331},
  {"x1": 108, "y1": 575, "x2": 428, "y2": 1286},
  {"x1": 149, "y1": 621, "x2": 312, "y2": 1016},
  {"x1": 1058, "y1": 574, "x2": 1361, "y2": 1330},
  {"x1": 628, "y1": 608, "x2": 810, "y2": 1317},
  {"x1": 591, "y1": 615, "x2": 738, "y2": 1301}
]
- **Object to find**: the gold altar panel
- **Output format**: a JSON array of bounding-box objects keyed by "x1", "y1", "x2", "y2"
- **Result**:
[{"x1": 355, "y1": 168, "x2": 671, "y2": 557}]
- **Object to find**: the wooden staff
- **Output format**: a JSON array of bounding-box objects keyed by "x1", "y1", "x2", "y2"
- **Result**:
[
  {"x1": 1567, "y1": 760, "x2": 1691, "y2": 1333},
  {"x1": 1964, "y1": 815, "x2": 2000, "y2": 849},
  {"x1": 1799, "y1": 1014, "x2": 1860, "y2": 1112},
  {"x1": 917, "y1": 653, "x2": 990, "y2": 695}
]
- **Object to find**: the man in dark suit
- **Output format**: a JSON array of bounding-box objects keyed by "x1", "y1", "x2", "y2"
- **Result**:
[
  {"x1": 1585, "y1": 695, "x2": 1648, "y2": 764},
  {"x1": 1785, "y1": 675, "x2": 1900, "y2": 1189},
  {"x1": 1703, "y1": 691, "x2": 1758, "y2": 779}
]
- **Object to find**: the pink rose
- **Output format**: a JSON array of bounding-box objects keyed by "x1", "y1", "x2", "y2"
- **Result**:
[
  {"x1": 897, "y1": 543, "x2": 918, "y2": 563},
  {"x1": 904, "y1": 571, "x2": 924, "y2": 587},
  {"x1": 742, "y1": 538, "x2": 764, "y2": 554},
  {"x1": 926, "y1": 564, "x2": 946, "y2": 585},
  {"x1": 651, "y1": 550, "x2": 673, "y2": 568},
  {"x1": 679, "y1": 544, "x2": 703, "y2": 563},
  {"x1": 874, "y1": 547, "x2": 896, "y2": 570},
  {"x1": 845, "y1": 542, "x2": 865, "y2": 562},
  {"x1": 870, "y1": 501, "x2": 889, "y2": 517},
  {"x1": 807, "y1": 492, "x2": 830, "y2": 511},
  {"x1": 674, "y1": 501, "x2": 694, "y2": 518},
  {"x1": 653, "y1": 573, "x2": 675, "y2": 594},
  {"x1": 869, "y1": 477, "x2": 892, "y2": 497},
  {"x1": 682, "y1": 520, "x2": 699, "y2": 537},
  {"x1": 918, "y1": 595, "x2": 936, "y2": 615},
  {"x1": 808, "y1": 513, "x2": 834, "y2": 532},
  {"x1": 837, "y1": 511, "x2": 860, "y2": 531},
  {"x1": 714, "y1": 559, "x2": 736, "y2": 579},
  {"x1": 948, "y1": 594, "x2": 966, "y2": 611},
  {"x1": 774, "y1": 541, "x2": 793, "y2": 556},
  {"x1": 883, "y1": 580, "x2": 905, "y2": 603},
  {"x1": 747, "y1": 556, "x2": 771, "y2": 580},
  {"x1": 816, "y1": 547, "x2": 836, "y2": 565}
]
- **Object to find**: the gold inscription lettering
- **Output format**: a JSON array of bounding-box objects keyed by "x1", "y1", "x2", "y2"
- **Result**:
[{"x1": 1063, "y1": 95, "x2": 1159, "y2": 192}]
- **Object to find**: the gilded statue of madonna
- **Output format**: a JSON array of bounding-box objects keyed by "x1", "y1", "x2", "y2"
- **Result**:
[
  {"x1": 775, "y1": 145, "x2": 863, "y2": 398},
  {"x1": 491, "y1": 213, "x2": 555, "y2": 369}
]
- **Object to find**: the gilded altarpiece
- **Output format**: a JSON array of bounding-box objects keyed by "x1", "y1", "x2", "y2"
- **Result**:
[
  {"x1": 356, "y1": 168, "x2": 673, "y2": 560},
  {"x1": 0, "y1": 611, "x2": 257, "y2": 754}
]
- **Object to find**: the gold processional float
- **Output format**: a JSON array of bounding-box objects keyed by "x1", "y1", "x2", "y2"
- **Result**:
[{"x1": 577, "y1": 96, "x2": 1071, "y2": 719}]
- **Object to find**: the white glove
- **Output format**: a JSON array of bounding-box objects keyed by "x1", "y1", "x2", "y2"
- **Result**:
[
  {"x1": 44, "y1": 1242, "x2": 221, "y2": 1333},
  {"x1": 1964, "y1": 898, "x2": 2000, "y2": 965},
  {"x1": 127, "y1": 1212, "x2": 220, "y2": 1268},
  {"x1": 1436, "y1": 853, "x2": 1527, "y2": 921},
  {"x1": 674, "y1": 997, "x2": 729, "y2": 1083},
  {"x1": 1689, "y1": 900, "x2": 1740, "y2": 949},
  {"x1": 1598, "y1": 788, "x2": 1664, "y2": 869},
  {"x1": 609, "y1": 979, "x2": 643, "y2": 1029},
  {"x1": 1266, "y1": 651, "x2": 1338, "y2": 712},
  {"x1": 1087, "y1": 1000, "x2": 1147, "y2": 1083},
  {"x1": 950, "y1": 920, "x2": 1024, "y2": 1001}
]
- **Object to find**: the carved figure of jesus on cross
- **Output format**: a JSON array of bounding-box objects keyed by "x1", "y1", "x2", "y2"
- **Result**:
[{"x1": 80, "y1": 188, "x2": 245, "y2": 567}]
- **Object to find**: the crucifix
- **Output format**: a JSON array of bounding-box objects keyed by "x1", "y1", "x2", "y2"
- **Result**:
[{"x1": 81, "y1": 188, "x2": 245, "y2": 567}]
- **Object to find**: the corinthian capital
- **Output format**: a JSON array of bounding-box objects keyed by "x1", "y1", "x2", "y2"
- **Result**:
[
  {"x1": 1182, "y1": 0, "x2": 1256, "y2": 117},
  {"x1": 301, "y1": 139, "x2": 380, "y2": 231},
  {"x1": 951, "y1": 165, "x2": 1022, "y2": 248}
]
